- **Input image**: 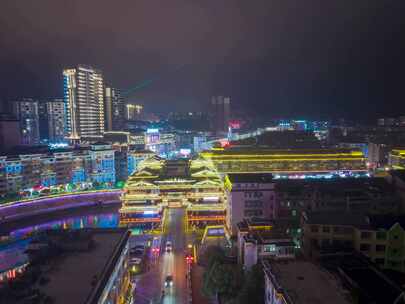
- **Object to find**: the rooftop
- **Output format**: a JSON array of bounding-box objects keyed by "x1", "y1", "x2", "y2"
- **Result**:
[
  {"x1": 202, "y1": 147, "x2": 364, "y2": 157},
  {"x1": 227, "y1": 173, "x2": 273, "y2": 183},
  {"x1": 303, "y1": 211, "x2": 371, "y2": 228},
  {"x1": 263, "y1": 259, "x2": 351, "y2": 304},
  {"x1": 127, "y1": 157, "x2": 223, "y2": 186},
  {"x1": 244, "y1": 229, "x2": 293, "y2": 245},
  {"x1": 320, "y1": 253, "x2": 404, "y2": 304},
  {"x1": 275, "y1": 177, "x2": 396, "y2": 197},
  {"x1": 368, "y1": 214, "x2": 405, "y2": 230},
  {"x1": 237, "y1": 218, "x2": 274, "y2": 231},
  {"x1": 390, "y1": 169, "x2": 405, "y2": 182},
  {"x1": 230, "y1": 130, "x2": 321, "y2": 148},
  {"x1": 39, "y1": 229, "x2": 129, "y2": 304}
]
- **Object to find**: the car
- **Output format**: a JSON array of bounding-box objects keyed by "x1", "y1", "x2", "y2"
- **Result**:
[
  {"x1": 130, "y1": 247, "x2": 144, "y2": 256},
  {"x1": 164, "y1": 275, "x2": 173, "y2": 288},
  {"x1": 130, "y1": 245, "x2": 146, "y2": 257},
  {"x1": 165, "y1": 241, "x2": 172, "y2": 253}
]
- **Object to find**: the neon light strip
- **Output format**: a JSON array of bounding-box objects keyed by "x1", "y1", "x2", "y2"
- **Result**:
[
  {"x1": 210, "y1": 158, "x2": 365, "y2": 161},
  {"x1": 0, "y1": 190, "x2": 121, "y2": 210}
]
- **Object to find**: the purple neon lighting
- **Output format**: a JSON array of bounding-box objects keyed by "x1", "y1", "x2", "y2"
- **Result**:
[{"x1": 0, "y1": 190, "x2": 122, "y2": 211}]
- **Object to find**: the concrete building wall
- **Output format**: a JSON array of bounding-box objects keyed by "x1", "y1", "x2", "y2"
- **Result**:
[{"x1": 227, "y1": 182, "x2": 275, "y2": 235}]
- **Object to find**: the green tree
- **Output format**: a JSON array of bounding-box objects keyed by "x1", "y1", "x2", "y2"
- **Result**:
[
  {"x1": 236, "y1": 263, "x2": 265, "y2": 304},
  {"x1": 203, "y1": 261, "x2": 241, "y2": 303},
  {"x1": 201, "y1": 246, "x2": 243, "y2": 304},
  {"x1": 200, "y1": 245, "x2": 225, "y2": 267}
]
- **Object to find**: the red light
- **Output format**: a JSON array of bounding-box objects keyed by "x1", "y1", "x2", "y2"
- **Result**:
[{"x1": 185, "y1": 255, "x2": 194, "y2": 263}]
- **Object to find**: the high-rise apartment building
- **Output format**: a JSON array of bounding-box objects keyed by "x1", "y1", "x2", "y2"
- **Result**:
[
  {"x1": 105, "y1": 87, "x2": 125, "y2": 131},
  {"x1": 211, "y1": 96, "x2": 230, "y2": 134},
  {"x1": 38, "y1": 101, "x2": 49, "y2": 142},
  {"x1": 126, "y1": 104, "x2": 143, "y2": 120},
  {"x1": 14, "y1": 98, "x2": 40, "y2": 145},
  {"x1": 47, "y1": 98, "x2": 66, "y2": 142},
  {"x1": 0, "y1": 113, "x2": 21, "y2": 150},
  {"x1": 63, "y1": 65, "x2": 105, "y2": 141}
]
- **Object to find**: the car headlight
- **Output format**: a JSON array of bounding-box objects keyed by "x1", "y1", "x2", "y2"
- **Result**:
[{"x1": 170, "y1": 281, "x2": 173, "y2": 286}]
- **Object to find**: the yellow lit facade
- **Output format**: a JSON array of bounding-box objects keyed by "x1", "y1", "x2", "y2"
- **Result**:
[
  {"x1": 200, "y1": 148, "x2": 367, "y2": 175},
  {"x1": 119, "y1": 156, "x2": 226, "y2": 229},
  {"x1": 389, "y1": 149, "x2": 405, "y2": 169}
]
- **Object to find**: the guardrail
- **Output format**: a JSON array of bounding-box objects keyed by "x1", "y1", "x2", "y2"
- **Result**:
[
  {"x1": 187, "y1": 263, "x2": 193, "y2": 304},
  {"x1": 0, "y1": 190, "x2": 122, "y2": 224}
]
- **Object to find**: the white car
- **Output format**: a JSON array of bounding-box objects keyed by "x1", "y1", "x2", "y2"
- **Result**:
[
  {"x1": 165, "y1": 241, "x2": 173, "y2": 253},
  {"x1": 164, "y1": 275, "x2": 173, "y2": 288}
]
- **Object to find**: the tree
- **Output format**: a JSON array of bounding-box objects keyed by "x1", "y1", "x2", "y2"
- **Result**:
[
  {"x1": 202, "y1": 246, "x2": 243, "y2": 304},
  {"x1": 200, "y1": 245, "x2": 225, "y2": 267},
  {"x1": 235, "y1": 263, "x2": 265, "y2": 304},
  {"x1": 203, "y1": 261, "x2": 241, "y2": 303}
]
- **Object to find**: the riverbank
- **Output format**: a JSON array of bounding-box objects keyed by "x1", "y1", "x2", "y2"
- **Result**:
[{"x1": 0, "y1": 190, "x2": 122, "y2": 225}]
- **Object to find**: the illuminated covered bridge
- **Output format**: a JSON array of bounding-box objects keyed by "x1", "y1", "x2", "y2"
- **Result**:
[
  {"x1": 200, "y1": 147, "x2": 368, "y2": 178},
  {"x1": 119, "y1": 156, "x2": 226, "y2": 229}
]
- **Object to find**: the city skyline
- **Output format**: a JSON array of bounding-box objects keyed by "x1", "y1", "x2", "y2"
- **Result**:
[
  {"x1": 3, "y1": 3, "x2": 405, "y2": 304},
  {"x1": 1, "y1": 1, "x2": 405, "y2": 119}
]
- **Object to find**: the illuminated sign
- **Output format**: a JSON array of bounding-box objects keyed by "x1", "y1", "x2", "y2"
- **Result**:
[
  {"x1": 207, "y1": 227, "x2": 225, "y2": 236},
  {"x1": 180, "y1": 149, "x2": 191, "y2": 156},
  {"x1": 146, "y1": 128, "x2": 159, "y2": 134},
  {"x1": 203, "y1": 196, "x2": 219, "y2": 202},
  {"x1": 228, "y1": 120, "x2": 241, "y2": 129},
  {"x1": 49, "y1": 143, "x2": 69, "y2": 149}
]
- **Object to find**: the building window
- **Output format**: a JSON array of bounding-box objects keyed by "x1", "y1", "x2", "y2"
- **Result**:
[
  {"x1": 244, "y1": 210, "x2": 263, "y2": 217},
  {"x1": 343, "y1": 227, "x2": 353, "y2": 234},
  {"x1": 264, "y1": 244, "x2": 276, "y2": 252},
  {"x1": 376, "y1": 245, "x2": 386, "y2": 252},
  {"x1": 311, "y1": 226, "x2": 319, "y2": 233},
  {"x1": 391, "y1": 248, "x2": 399, "y2": 255},
  {"x1": 361, "y1": 231, "x2": 372, "y2": 239},
  {"x1": 292, "y1": 210, "x2": 297, "y2": 217},
  {"x1": 245, "y1": 200, "x2": 263, "y2": 208},
  {"x1": 322, "y1": 226, "x2": 330, "y2": 233},
  {"x1": 321, "y1": 239, "x2": 330, "y2": 247},
  {"x1": 360, "y1": 243, "x2": 371, "y2": 251}
]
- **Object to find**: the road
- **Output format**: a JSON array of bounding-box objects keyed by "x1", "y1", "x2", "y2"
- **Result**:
[{"x1": 134, "y1": 208, "x2": 189, "y2": 304}]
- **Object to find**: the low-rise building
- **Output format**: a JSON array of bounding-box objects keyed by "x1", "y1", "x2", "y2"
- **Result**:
[
  {"x1": 275, "y1": 177, "x2": 400, "y2": 222},
  {"x1": 237, "y1": 218, "x2": 294, "y2": 270},
  {"x1": 6, "y1": 229, "x2": 133, "y2": 304},
  {"x1": 390, "y1": 149, "x2": 405, "y2": 169},
  {"x1": 302, "y1": 211, "x2": 405, "y2": 272},
  {"x1": 263, "y1": 259, "x2": 350, "y2": 304},
  {"x1": 0, "y1": 143, "x2": 116, "y2": 196},
  {"x1": 225, "y1": 173, "x2": 275, "y2": 235},
  {"x1": 320, "y1": 253, "x2": 405, "y2": 304},
  {"x1": 386, "y1": 170, "x2": 405, "y2": 212}
]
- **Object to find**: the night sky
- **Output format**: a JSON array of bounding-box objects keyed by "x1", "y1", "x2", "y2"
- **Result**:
[{"x1": 1, "y1": 0, "x2": 405, "y2": 120}]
